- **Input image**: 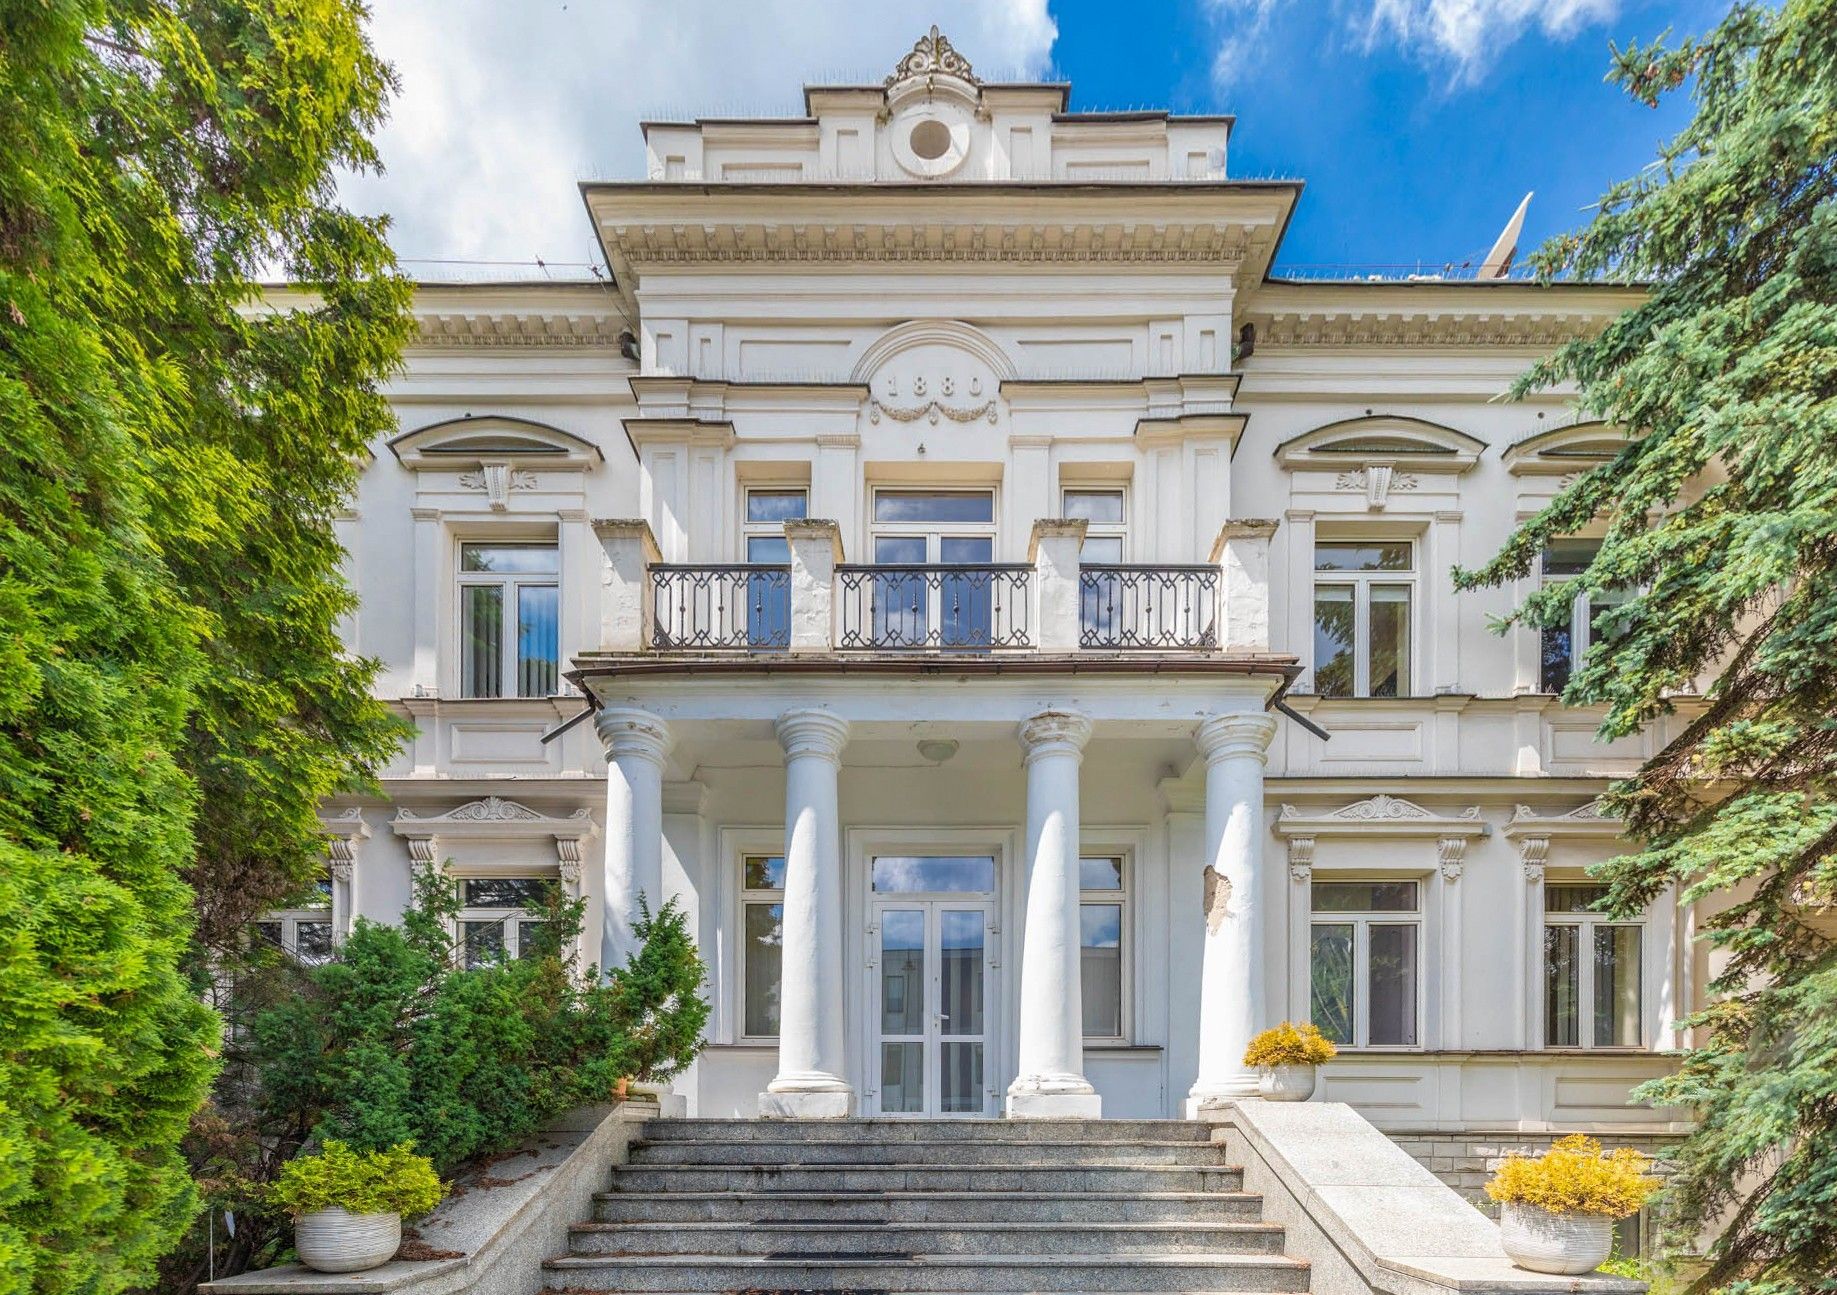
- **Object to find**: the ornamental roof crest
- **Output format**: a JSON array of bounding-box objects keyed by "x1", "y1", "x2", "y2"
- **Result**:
[{"x1": 886, "y1": 25, "x2": 978, "y2": 87}]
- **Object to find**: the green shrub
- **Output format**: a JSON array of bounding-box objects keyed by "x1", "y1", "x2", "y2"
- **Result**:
[
  {"x1": 252, "y1": 864, "x2": 708, "y2": 1177},
  {"x1": 270, "y1": 1142, "x2": 443, "y2": 1218}
]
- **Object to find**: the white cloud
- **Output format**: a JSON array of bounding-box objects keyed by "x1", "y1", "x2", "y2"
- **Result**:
[
  {"x1": 339, "y1": 0, "x2": 1057, "y2": 273},
  {"x1": 1361, "y1": 0, "x2": 1620, "y2": 81},
  {"x1": 1202, "y1": 0, "x2": 1288, "y2": 89},
  {"x1": 1201, "y1": 0, "x2": 1621, "y2": 91}
]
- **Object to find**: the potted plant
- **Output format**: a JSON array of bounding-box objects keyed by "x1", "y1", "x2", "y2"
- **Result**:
[
  {"x1": 1485, "y1": 1134, "x2": 1659, "y2": 1275},
  {"x1": 1243, "y1": 1021, "x2": 1337, "y2": 1100},
  {"x1": 271, "y1": 1141, "x2": 446, "y2": 1273}
]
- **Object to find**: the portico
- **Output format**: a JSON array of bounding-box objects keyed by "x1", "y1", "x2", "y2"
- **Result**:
[{"x1": 581, "y1": 667, "x2": 1284, "y2": 1119}]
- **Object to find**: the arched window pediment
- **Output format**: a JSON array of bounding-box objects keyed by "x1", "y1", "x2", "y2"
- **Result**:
[
  {"x1": 389, "y1": 416, "x2": 603, "y2": 470},
  {"x1": 1503, "y1": 421, "x2": 1630, "y2": 476},
  {"x1": 1275, "y1": 416, "x2": 1484, "y2": 473}
]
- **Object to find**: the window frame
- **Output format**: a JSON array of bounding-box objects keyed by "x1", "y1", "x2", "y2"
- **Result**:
[
  {"x1": 1541, "y1": 882, "x2": 1646, "y2": 1050},
  {"x1": 1311, "y1": 537, "x2": 1418, "y2": 698},
  {"x1": 1537, "y1": 538, "x2": 1632, "y2": 694},
  {"x1": 1077, "y1": 853, "x2": 1131, "y2": 1044},
  {"x1": 1062, "y1": 488, "x2": 1128, "y2": 563},
  {"x1": 455, "y1": 539, "x2": 560, "y2": 699},
  {"x1": 738, "y1": 851, "x2": 787, "y2": 1042},
  {"x1": 741, "y1": 487, "x2": 809, "y2": 563},
  {"x1": 452, "y1": 872, "x2": 561, "y2": 969},
  {"x1": 1308, "y1": 878, "x2": 1425, "y2": 1050},
  {"x1": 868, "y1": 487, "x2": 998, "y2": 565},
  {"x1": 254, "y1": 873, "x2": 335, "y2": 964}
]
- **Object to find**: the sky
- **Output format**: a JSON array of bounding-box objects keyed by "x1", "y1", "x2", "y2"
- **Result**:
[{"x1": 337, "y1": 0, "x2": 1726, "y2": 280}]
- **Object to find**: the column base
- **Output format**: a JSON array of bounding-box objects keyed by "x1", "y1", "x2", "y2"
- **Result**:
[
  {"x1": 759, "y1": 1081, "x2": 855, "y2": 1119},
  {"x1": 1006, "y1": 1089, "x2": 1103, "y2": 1119},
  {"x1": 1185, "y1": 1076, "x2": 1260, "y2": 1120}
]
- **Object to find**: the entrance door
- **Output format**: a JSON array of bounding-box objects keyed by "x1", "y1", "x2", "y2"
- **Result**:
[{"x1": 867, "y1": 854, "x2": 998, "y2": 1116}]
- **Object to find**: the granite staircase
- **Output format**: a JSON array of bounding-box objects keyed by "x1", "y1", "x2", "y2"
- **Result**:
[{"x1": 543, "y1": 1117, "x2": 1311, "y2": 1293}]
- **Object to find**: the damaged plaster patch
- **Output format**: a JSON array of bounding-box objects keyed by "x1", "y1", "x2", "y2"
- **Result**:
[{"x1": 1203, "y1": 866, "x2": 1234, "y2": 933}]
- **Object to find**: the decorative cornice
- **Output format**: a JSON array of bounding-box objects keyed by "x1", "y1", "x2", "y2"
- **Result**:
[
  {"x1": 413, "y1": 313, "x2": 625, "y2": 349},
  {"x1": 596, "y1": 217, "x2": 1271, "y2": 269},
  {"x1": 391, "y1": 796, "x2": 596, "y2": 842},
  {"x1": 1502, "y1": 799, "x2": 1624, "y2": 841},
  {"x1": 1243, "y1": 310, "x2": 1603, "y2": 350},
  {"x1": 1274, "y1": 794, "x2": 1486, "y2": 839}
]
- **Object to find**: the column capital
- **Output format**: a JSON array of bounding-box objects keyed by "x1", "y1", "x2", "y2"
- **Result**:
[
  {"x1": 1195, "y1": 711, "x2": 1277, "y2": 764},
  {"x1": 595, "y1": 706, "x2": 672, "y2": 766},
  {"x1": 1017, "y1": 709, "x2": 1092, "y2": 763},
  {"x1": 775, "y1": 707, "x2": 850, "y2": 762}
]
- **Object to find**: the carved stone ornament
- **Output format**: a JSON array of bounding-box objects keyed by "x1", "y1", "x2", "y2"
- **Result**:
[
  {"x1": 1520, "y1": 835, "x2": 1550, "y2": 882},
  {"x1": 886, "y1": 25, "x2": 978, "y2": 86},
  {"x1": 1438, "y1": 836, "x2": 1467, "y2": 882},
  {"x1": 1287, "y1": 836, "x2": 1316, "y2": 884},
  {"x1": 1333, "y1": 464, "x2": 1420, "y2": 510},
  {"x1": 400, "y1": 795, "x2": 542, "y2": 823},
  {"x1": 457, "y1": 461, "x2": 537, "y2": 510}
]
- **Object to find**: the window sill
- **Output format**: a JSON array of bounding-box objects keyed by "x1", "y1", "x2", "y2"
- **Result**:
[{"x1": 1083, "y1": 1042, "x2": 1162, "y2": 1054}]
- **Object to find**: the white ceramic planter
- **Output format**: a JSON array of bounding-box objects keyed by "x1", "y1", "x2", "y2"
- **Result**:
[
  {"x1": 1499, "y1": 1201, "x2": 1614, "y2": 1275},
  {"x1": 1258, "y1": 1064, "x2": 1316, "y2": 1101},
  {"x1": 294, "y1": 1207, "x2": 401, "y2": 1273}
]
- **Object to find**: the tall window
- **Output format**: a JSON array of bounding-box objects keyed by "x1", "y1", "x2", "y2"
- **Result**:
[
  {"x1": 1544, "y1": 884, "x2": 1642, "y2": 1047},
  {"x1": 459, "y1": 542, "x2": 558, "y2": 698},
  {"x1": 1313, "y1": 540, "x2": 1414, "y2": 697},
  {"x1": 455, "y1": 875, "x2": 559, "y2": 968},
  {"x1": 1539, "y1": 539, "x2": 1630, "y2": 693},
  {"x1": 868, "y1": 489, "x2": 997, "y2": 648},
  {"x1": 254, "y1": 873, "x2": 334, "y2": 964},
  {"x1": 743, "y1": 489, "x2": 806, "y2": 647},
  {"x1": 740, "y1": 854, "x2": 786, "y2": 1037},
  {"x1": 1063, "y1": 489, "x2": 1126, "y2": 562},
  {"x1": 1309, "y1": 880, "x2": 1420, "y2": 1047},
  {"x1": 1079, "y1": 856, "x2": 1127, "y2": 1039}
]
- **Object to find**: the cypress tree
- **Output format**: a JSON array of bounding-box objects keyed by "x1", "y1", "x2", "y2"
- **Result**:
[{"x1": 0, "y1": 3, "x2": 408, "y2": 1290}]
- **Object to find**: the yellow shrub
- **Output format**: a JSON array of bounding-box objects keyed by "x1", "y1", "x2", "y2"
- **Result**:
[
  {"x1": 1243, "y1": 1021, "x2": 1338, "y2": 1067},
  {"x1": 1484, "y1": 1135, "x2": 1660, "y2": 1218}
]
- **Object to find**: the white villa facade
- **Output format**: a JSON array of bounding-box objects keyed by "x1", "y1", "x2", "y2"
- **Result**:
[{"x1": 296, "y1": 28, "x2": 1698, "y2": 1184}]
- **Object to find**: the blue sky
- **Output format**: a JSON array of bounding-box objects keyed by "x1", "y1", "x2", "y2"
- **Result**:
[
  {"x1": 1050, "y1": 0, "x2": 1718, "y2": 272},
  {"x1": 341, "y1": 0, "x2": 1725, "y2": 278}
]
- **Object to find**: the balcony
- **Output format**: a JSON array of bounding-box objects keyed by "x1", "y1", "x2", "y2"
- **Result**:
[{"x1": 592, "y1": 517, "x2": 1278, "y2": 660}]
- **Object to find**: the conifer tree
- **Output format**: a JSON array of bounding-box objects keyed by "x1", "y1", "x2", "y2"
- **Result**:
[
  {"x1": 1457, "y1": 3, "x2": 1837, "y2": 1288},
  {"x1": 0, "y1": 2, "x2": 407, "y2": 1291}
]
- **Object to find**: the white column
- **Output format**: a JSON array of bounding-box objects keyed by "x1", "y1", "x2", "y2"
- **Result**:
[
  {"x1": 761, "y1": 708, "x2": 854, "y2": 1118},
  {"x1": 596, "y1": 707, "x2": 671, "y2": 973},
  {"x1": 1007, "y1": 709, "x2": 1101, "y2": 1118},
  {"x1": 1188, "y1": 711, "x2": 1278, "y2": 1116}
]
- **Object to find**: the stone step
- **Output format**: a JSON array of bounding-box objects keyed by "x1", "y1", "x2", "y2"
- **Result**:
[
  {"x1": 626, "y1": 1136, "x2": 1225, "y2": 1167},
  {"x1": 637, "y1": 1117, "x2": 1213, "y2": 1143},
  {"x1": 542, "y1": 1251, "x2": 1311, "y2": 1293},
  {"x1": 568, "y1": 1219, "x2": 1287, "y2": 1257},
  {"x1": 592, "y1": 1188, "x2": 1266, "y2": 1224},
  {"x1": 608, "y1": 1162, "x2": 1244, "y2": 1194}
]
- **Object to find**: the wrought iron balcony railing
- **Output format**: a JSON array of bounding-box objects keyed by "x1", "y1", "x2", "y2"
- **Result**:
[
  {"x1": 650, "y1": 564, "x2": 790, "y2": 651},
  {"x1": 835, "y1": 563, "x2": 1034, "y2": 652},
  {"x1": 1079, "y1": 564, "x2": 1219, "y2": 650}
]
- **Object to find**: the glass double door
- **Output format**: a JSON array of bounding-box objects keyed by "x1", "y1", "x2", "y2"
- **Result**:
[{"x1": 870, "y1": 898, "x2": 995, "y2": 1116}]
